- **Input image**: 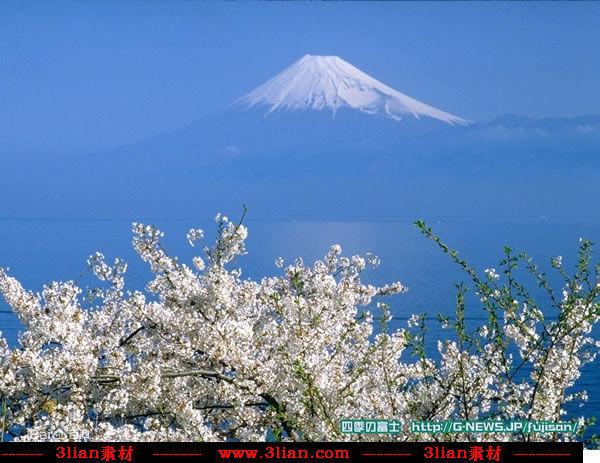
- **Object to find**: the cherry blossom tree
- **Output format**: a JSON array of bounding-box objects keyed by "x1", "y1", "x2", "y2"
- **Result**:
[{"x1": 0, "y1": 213, "x2": 598, "y2": 443}]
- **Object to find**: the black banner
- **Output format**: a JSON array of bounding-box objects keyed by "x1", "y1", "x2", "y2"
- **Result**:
[{"x1": 0, "y1": 442, "x2": 583, "y2": 463}]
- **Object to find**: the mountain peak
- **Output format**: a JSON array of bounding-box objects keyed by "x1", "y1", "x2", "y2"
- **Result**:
[{"x1": 235, "y1": 54, "x2": 470, "y2": 126}]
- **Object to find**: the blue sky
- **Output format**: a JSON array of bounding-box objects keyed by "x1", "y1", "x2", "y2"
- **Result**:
[{"x1": 1, "y1": 1, "x2": 599, "y2": 153}]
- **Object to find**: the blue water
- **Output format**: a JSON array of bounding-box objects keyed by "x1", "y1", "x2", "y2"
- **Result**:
[{"x1": 1, "y1": 218, "x2": 599, "y2": 438}]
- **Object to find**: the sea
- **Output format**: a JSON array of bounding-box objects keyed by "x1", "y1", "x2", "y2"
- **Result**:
[{"x1": 1, "y1": 217, "x2": 599, "y2": 439}]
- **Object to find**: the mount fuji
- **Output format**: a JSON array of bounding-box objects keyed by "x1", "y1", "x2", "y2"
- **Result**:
[
  {"x1": 91, "y1": 54, "x2": 472, "y2": 170},
  {"x1": 2, "y1": 55, "x2": 600, "y2": 220},
  {"x1": 234, "y1": 55, "x2": 469, "y2": 126}
]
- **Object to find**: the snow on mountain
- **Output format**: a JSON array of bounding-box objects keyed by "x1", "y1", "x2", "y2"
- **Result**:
[{"x1": 235, "y1": 54, "x2": 470, "y2": 126}]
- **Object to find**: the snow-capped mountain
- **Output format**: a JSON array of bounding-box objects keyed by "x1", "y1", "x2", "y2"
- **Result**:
[{"x1": 235, "y1": 54, "x2": 470, "y2": 126}]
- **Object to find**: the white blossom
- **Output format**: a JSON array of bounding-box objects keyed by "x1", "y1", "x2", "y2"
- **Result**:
[
  {"x1": 484, "y1": 268, "x2": 500, "y2": 281},
  {"x1": 0, "y1": 215, "x2": 597, "y2": 443}
]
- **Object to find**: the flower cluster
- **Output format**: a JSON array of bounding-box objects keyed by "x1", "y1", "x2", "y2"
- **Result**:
[{"x1": 0, "y1": 215, "x2": 598, "y2": 443}]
